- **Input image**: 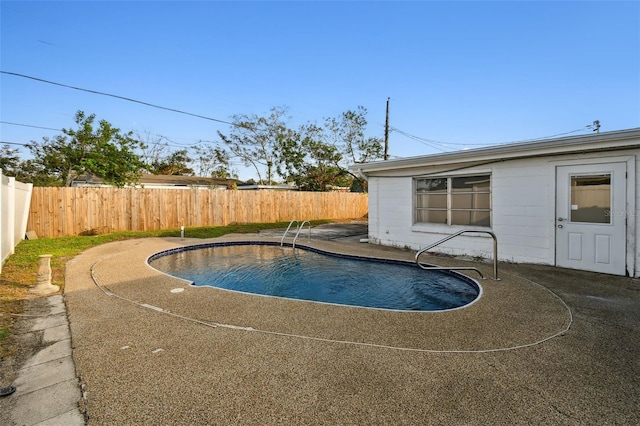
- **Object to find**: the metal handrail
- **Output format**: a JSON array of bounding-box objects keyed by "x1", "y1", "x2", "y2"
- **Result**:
[
  {"x1": 415, "y1": 264, "x2": 486, "y2": 279},
  {"x1": 280, "y1": 220, "x2": 299, "y2": 246},
  {"x1": 292, "y1": 220, "x2": 311, "y2": 248},
  {"x1": 415, "y1": 230, "x2": 499, "y2": 280}
]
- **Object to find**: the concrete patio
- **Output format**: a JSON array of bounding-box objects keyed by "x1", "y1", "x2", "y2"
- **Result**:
[{"x1": 2, "y1": 222, "x2": 639, "y2": 424}]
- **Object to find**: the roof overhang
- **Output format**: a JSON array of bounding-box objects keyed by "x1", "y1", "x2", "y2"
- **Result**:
[{"x1": 351, "y1": 127, "x2": 640, "y2": 175}]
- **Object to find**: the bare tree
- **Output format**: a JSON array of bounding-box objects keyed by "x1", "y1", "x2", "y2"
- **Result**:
[
  {"x1": 191, "y1": 144, "x2": 232, "y2": 177},
  {"x1": 137, "y1": 131, "x2": 170, "y2": 168},
  {"x1": 217, "y1": 106, "x2": 289, "y2": 185}
]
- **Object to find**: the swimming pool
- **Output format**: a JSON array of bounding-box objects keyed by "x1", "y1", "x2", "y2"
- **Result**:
[{"x1": 149, "y1": 242, "x2": 481, "y2": 311}]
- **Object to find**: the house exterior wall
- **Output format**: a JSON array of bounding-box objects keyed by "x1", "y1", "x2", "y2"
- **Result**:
[{"x1": 366, "y1": 149, "x2": 639, "y2": 277}]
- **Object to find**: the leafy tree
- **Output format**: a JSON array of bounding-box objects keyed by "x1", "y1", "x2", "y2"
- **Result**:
[
  {"x1": 276, "y1": 107, "x2": 382, "y2": 191},
  {"x1": 18, "y1": 159, "x2": 68, "y2": 186},
  {"x1": 0, "y1": 146, "x2": 59, "y2": 185},
  {"x1": 211, "y1": 165, "x2": 238, "y2": 180},
  {"x1": 26, "y1": 110, "x2": 146, "y2": 186},
  {"x1": 149, "y1": 149, "x2": 194, "y2": 175},
  {"x1": 217, "y1": 105, "x2": 381, "y2": 190},
  {"x1": 277, "y1": 126, "x2": 345, "y2": 191},
  {"x1": 273, "y1": 126, "x2": 305, "y2": 180},
  {"x1": 0, "y1": 144, "x2": 21, "y2": 175},
  {"x1": 324, "y1": 106, "x2": 384, "y2": 166},
  {"x1": 217, "y1": 106, "x2": 289, "y2": 185}
]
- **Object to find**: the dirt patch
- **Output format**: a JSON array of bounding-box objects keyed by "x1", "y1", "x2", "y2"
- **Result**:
[{"x1": 0, "y1": 297, "x2": 55, "y2": 386}]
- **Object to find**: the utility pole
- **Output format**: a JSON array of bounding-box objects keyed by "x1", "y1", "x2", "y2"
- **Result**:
[{"x1": 384, "y1": 97, "x2": 390, "y2": 160}]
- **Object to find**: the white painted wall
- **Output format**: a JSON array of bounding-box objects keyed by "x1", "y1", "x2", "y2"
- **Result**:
[{"x1": 366, "y1": 149, "x2": 639, "y2": 277}]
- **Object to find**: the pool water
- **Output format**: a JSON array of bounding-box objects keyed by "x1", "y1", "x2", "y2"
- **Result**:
[{"x1": 149, "y1": 243, "x2": 481, "y2": 311}]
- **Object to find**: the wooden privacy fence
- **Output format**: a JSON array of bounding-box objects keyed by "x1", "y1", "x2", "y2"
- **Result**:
[{"x1": 27, "y1": 187, "x2": 369, "y2": 238}]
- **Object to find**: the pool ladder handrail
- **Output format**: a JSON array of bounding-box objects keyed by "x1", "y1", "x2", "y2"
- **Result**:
[
  {"x1": 292, "y1": 220, "x2": 311, "y2": 248},
  {"x1": 280, "y1": 220, "x2": 311, "y2": 248},
  {"x1": 414, "y1": 229, "x2": 500, "y2": 280},
  {"x1": 280, "y1": 220, "x2": 299, "y2": 246}
]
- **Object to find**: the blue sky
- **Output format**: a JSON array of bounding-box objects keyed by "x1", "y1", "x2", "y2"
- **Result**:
[{"x1": 1, "y1": 1, "x2": 639, "y2": 180}]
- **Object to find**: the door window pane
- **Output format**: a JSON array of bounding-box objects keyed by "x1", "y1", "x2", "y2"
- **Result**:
[{"x1": 570, "y1": 174, "x2": 611, "y2": 223}]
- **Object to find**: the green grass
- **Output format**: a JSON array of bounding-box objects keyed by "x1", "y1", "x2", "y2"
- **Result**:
[{"x1": 0, "y1": 220, "x2": 332, "y2": 357}]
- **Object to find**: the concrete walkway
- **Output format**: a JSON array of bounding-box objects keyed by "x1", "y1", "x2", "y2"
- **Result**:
[
  {"x1": 2, "y1": 222, "x2": 639, "y2": 424},
  {"x1": 1, "y1": 295, "x2": 84, "y2": 425}
]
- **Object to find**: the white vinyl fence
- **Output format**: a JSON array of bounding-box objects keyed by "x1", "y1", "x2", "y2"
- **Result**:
[{"x1": 0, "y1": 169, "x2": 33, "y2": 274}]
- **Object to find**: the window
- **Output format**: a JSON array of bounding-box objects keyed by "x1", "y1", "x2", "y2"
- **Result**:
[
  {"x1": 570, "y1": 174, "x2": 611, "y2": 224},
  {"x1": 415, "y1": 175, "x2": 491, "y2": 226}
]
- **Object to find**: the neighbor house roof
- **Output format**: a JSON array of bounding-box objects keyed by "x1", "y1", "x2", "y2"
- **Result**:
[
  {"x1": 236, "y1": 183, "x2": 298, "y2": 191},
  {"x1": 352, "y1": 127, "x2": 640, "y2": 174},
  {"x1": 71, "y1": 174, "x2": 239, "y2": 188}
]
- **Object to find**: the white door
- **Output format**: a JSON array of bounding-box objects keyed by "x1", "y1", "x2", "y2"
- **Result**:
[{"x1": 555, "y1": 163, "x2": 626, "y2": 275}]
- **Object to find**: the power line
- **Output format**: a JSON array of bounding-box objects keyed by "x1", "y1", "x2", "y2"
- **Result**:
[
  {"x1": 159, "y1": 135, "x2": 224, "y2": 148},
  {"x1": 4, "y1": 136, "x2": 215, "y2": 152},
  {"x1": 389, "y1": 124, "x2": 597, "y2": 151},
  {"x1": 389, "y1": 127, "x2": 447, "y2": 152},
  {"x1": 1, "y1": 71, "x2": 236, "y2": 126},
  {"x1": 504, "y1": 126, "x2": 596, "y2": 143},
  {"x1": 1, "y1": 121, "x2": 220, "y2": 151},
  {"x1": 0, "y1": 121, "x2": 60, "y2": 132},
  {"x1": 1, "y1": 141, "x2": 30, "y2": 147}
]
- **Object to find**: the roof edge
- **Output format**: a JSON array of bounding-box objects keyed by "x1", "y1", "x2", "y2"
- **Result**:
[{"x1": 352, "y1": 127, "x2": 640, "y2": 173}]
